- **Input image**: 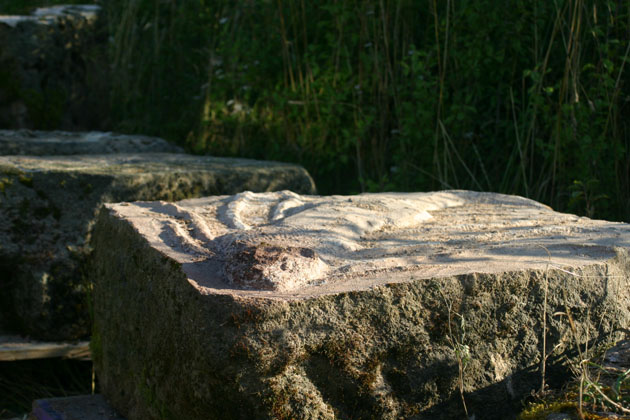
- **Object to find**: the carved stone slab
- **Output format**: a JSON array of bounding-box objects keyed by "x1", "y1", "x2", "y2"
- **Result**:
[
  {"x1": 92, "y1": 191, "x2": 630, "y2": 419},
  {"x1": 0, "y1": 154, "x2": 316, "y2": 340}
]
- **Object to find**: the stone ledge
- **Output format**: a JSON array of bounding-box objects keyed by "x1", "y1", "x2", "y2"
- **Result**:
[
  {"x1": 0, "y1": 154, "x2": 316, "y2": 340},
  {"x1": 0, "y1": 334, "x2": 90, "y2": 361},
  {"x1": 0, "y1": 130, "x2": 183, "y2": 155}
]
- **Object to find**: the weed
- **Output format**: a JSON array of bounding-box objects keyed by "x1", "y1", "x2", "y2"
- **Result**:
[{"x1": 434, "y1": 284, "x2": 471, "y2": 419}]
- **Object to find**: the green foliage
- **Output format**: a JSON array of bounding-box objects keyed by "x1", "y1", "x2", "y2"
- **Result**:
[
  {"x1": 517, "y1": 400, "x2": 610, "y2": 420},
  {"x1": 102, "y1": 0, "x2": 630, "y2": 221}
]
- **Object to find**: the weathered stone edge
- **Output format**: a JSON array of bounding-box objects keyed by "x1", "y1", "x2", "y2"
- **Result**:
[{"x1": 92, "y1": 206, "x2": 630, "y2": 420}]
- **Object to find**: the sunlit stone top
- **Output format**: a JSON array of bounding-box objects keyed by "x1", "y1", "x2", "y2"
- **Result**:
[
  {"x1": 0, "y1": 5, "x2": 100, "y2": 28},
  {"x1": 0, "y1": 130, "x2": 183, "y2": 155},
  {"x1": 105, "y1": 190, "x2": 630, "y2": 297}
]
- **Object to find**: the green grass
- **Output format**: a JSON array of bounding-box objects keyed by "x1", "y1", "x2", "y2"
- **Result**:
[{"x1": 0, "y1": 359, "x2": 93, "y2": 418}]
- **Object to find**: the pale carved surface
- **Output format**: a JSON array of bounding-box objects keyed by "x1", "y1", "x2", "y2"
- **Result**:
[{"x1": 106, "y1": 190, "x2": 630, "y2": 295}]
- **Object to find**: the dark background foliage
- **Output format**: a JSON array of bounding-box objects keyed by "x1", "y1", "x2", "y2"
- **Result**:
[{"x1": 4, "y1": 0, "x2": 630, "y2": 220}]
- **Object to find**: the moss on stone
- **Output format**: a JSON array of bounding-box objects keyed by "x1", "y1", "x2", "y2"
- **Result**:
[
  {"x1": 0, "y1": 176, "x2": 12, "y2": 193},
  {"x1": 17, "y1": 174, "x2": 33, "y2": 187},
  {"x1": 517, "y1": 400, "x2": 612, "y2": 420}
]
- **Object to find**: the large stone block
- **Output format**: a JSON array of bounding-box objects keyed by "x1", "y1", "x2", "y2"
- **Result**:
[
  {"x1": 0, "y1": 130, "x2": 183, "y2": 155},
  {"x1": 91, "y1": 191, "x2": 630, "y2": 420},
  {"x1": 0, "y1": 5, "x2": 107, "y2": 130},
  {"x1": 0, "y1": 154, "x2": 316, "y2": 340}
]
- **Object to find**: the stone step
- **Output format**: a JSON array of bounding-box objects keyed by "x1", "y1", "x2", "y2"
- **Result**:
[
  {"x1": 0, "y1": 130, "x2": 183, "y2": 156},
  {"x1": 0, "y1": 154, "x2": 316, "y2": 341},
  {"x1": 91, "y1": 190, "x2": 630, "y2": 420},
  {"x1": 0, "y1": 334, "x2": 90, "y2": 361}
]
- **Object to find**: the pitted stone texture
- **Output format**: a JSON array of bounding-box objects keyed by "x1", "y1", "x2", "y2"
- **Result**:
[
  {"x1": 105, "y1": 190, "x2": 629, "y2": 295},
  {"x1": 0, "y1": 154, "x2": 315, "y2": 340},
  {"x1": 92, "y1": 191, "x2": 630, "y2": 420},
  {"x1": 0, "y1": 130, "x2": 183, "y2": 155}
]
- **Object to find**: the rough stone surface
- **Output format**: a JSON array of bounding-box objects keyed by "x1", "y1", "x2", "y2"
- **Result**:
[
  {"x1": 91, "y1": 190, "x2": 630, "y2": 420},
  {"x1": 0, "y1": 130, "x2": 183, "y2": 155},
  {"x1": 0, "y1": 154, "x2": 316, "y2": 340},
  {"x1": 0, "y1": 4, "x2": 107, "y2": 130}
]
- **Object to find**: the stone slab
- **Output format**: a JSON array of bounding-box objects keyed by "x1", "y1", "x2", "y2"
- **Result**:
[
  {"x1": 0, "y1": 130, "x2": 183, "y2": 155},
  {"x1": 91, "y1": 190, "x2": 630, "y2": 419},
  {"x1": 30, "y1": 395, "x2": 125, "y2": 420},
  {"x1": 0, "y1": 5, "x2": 100, "y2": 28},
  {"x1": 0, "y1": 154, "x2": 316, "y2": 340},
  {"x1": 0, "y1": 334, "x2": 90, "y2": 361}
]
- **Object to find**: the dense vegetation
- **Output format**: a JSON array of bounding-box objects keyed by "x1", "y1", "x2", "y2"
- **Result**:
[
  {"x1": 4, "y1": 0, "x2": 630, "y2": 221},
  {"x1": 101, "y1": 0, "x2": 630, "y2": 222}
]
